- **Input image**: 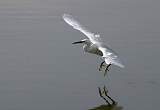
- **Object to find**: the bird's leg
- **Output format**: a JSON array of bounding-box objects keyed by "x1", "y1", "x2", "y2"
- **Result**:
[
  {"x1": 105, "y1": 63, "x2": 111, "y2": 72},
  {"x1": 103, "y1": 86, "x2": 116, "y2": 105},
  {"x1": 99, "y1": 61, "x2": 105, "y2": 71},
  {"x1": 98, "y1": 87, "x2": 111, "y2": 105},
  {"x1": 104, "y1": 64, "x2": 111, "y2": 76}
]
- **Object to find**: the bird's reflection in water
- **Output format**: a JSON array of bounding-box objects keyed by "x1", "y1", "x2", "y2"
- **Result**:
[{"x1": 89, "y1": 85, "x2": 123, "y2": 110}]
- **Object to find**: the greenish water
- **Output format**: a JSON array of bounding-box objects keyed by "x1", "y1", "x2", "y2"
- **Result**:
[{"x1": 0, "y1": 0, "x2": 160, "y2": 110}]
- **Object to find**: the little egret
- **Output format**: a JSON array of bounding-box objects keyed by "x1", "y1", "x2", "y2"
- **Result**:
[{"x1": 63, "y1": 14, "x2": 124, "y2": 76}]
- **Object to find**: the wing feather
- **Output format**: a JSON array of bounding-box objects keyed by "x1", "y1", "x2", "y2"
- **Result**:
[
  {"x1": 63, "y1": 14, "x2": 124, "y2": 68},
  {"x1": 99, "y1": 46, "x2": 125, "y2": 68},
  {"x1": 63, "y1": 14, "x2": 102, "y2": 44}
]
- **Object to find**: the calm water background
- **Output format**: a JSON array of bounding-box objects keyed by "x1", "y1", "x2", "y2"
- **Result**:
[{"x1": 0, "y1": 0, "x2": 160, "y2": 110}]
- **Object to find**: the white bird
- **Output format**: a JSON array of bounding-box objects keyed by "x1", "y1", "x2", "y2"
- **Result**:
[{"x1": 63, "y1": 14, "x2": 124, "y2": 76}]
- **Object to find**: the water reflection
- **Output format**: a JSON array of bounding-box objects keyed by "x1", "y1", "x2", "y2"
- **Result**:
[
  {"x1": 89, "y1": 85, "x2": 123, "y2": 110},
  {"x1": 89, "y1": 104, "x2": 123, "y2": 110},
  {"x1": 98, "y1": 86, "x2": 116, "y2": 105}
]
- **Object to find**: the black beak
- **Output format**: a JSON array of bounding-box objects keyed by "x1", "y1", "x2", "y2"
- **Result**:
[{"x1": 72, "y1": 41, "x2": 85, "y2": 44}]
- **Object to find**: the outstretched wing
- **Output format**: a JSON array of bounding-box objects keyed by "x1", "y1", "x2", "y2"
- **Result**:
[
  {"x1": 63, "y1": 14, "x2": 102, "y2": 44},
  {"x1": 99, "y1": 45, "x2": 125, "y2": 68},
  {"x1": 63, "y1": 14, "x2": 124, "y2": 68}
]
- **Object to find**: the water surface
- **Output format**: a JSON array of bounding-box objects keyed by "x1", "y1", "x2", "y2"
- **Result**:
[{"x1": 0, "y1": 0, "x2": 160, "y2": 110}]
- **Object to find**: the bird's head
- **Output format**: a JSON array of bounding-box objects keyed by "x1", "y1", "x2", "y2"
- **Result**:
[{"x1": 72, "y1": 39, "x2": 90, "y2": 45}]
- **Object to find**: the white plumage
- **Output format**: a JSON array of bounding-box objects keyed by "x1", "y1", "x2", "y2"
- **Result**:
[{"x1": 63, "y1": 14, "x2": 124, "y2": 72}]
